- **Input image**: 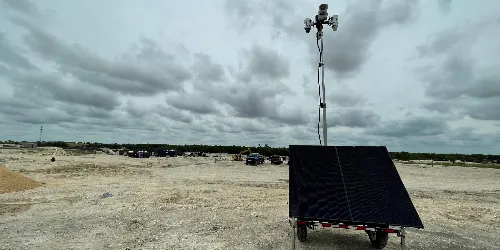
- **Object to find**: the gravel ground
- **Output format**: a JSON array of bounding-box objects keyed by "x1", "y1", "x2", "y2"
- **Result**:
[{"x1": 0, "y1": 148, "x2": 499, "y2": 250}]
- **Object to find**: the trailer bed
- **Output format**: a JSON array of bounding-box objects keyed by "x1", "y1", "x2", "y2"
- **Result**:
[{"x1": 289, "y1": 145, "x2": 423, "y2": 228}]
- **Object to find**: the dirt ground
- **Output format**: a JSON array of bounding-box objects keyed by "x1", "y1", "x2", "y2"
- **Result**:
[{"x1": 0, "y1": 148, "x2": 499, "y2": 250}]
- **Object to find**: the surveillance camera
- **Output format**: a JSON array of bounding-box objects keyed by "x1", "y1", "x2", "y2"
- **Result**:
[
  {"x1": 304, "y1": 18, "x2": 313, "y2": 33},
  {"x1": 329, "y1": 15, "x2": 339, "y2": 31},
  {"x1": 317, "y1": 4, "x2": 329, "y2": 21}
]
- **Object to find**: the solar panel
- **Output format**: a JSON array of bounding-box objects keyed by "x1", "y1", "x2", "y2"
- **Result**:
[{"x1": 289, "y1": 145, "x2": 424, "y2": 228}]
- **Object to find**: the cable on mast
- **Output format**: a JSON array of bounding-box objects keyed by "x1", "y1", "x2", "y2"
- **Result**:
[{"x1": 304, "y1": 4, "x2": 339, "y2": 146}]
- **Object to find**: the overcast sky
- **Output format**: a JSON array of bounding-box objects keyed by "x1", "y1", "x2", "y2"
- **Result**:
[{"x1": 0, "y1": 0, "x2": 499, "y2": 154}]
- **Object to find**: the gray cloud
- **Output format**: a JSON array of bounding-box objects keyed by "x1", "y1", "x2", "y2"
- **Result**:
[
  {"x1": 2, "y1": 0, "x2": 43, "y2": 18},
  {"x1": 224, "y1": 0, "x2": 302, "y2": 39},
  {"x1": 227, "y1": 0, "x2": 424, "y2": 78},
  {"x1": 165, "y1": 92, "x2": 221, "y2": 115},
  {"x1": 9, "y1": 17, "x2": 191, "y2": 96},
  {"x1": 328, "y1": 90, "x2": 367, "y2": 107},
  {"x1": 154, "y1": 104, "x2": 194, "y2": 124},
  {"x1": 237, "y1": 45, "x2": 290, "y2": 82},
  {"x1": 437, "y1": 0, "x2": 453, "y2": 14},
  {"x1": 0, "y1": 32, "x2": 37, "y2": 70},
  {"x1": 191, "y1": 53, "x2": 226, "y2": 84},
  {"x1": 463, "y1": 98, "x2": 500, "y2": 121},
  {"x1": 0, "y1": 0, "x2": 498, "y2": 154},
  {"x1": 226, "y1": 0, "x2": 420, "y2": 77},
  {"x1": 327, "y1": 108, "x2": 380, "y2": 128},
  {"x1": 189, "y1": 45, "x2": 306, "y2": 125},
  {"x1": 321, "y1": 0, "x2": 420, "y2": 78},
  {"x1": 368, "y1": 116, "x2": 449, "y2": 138},
  {"x1": 417, "y1": 16, "x2": 500, "y2": 121},
  {"x1": 0, "y1": 65, "x2": 121, "y2": 111}
]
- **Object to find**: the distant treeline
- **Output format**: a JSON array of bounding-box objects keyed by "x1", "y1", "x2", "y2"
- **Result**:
[{"x1": 2, "y1": 140, "x2": 499, "y2": 163}]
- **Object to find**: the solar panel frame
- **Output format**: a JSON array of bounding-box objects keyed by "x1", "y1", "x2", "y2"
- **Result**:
[{"x1": 288, "y1": 145, "x2": 424, "y2": 229}]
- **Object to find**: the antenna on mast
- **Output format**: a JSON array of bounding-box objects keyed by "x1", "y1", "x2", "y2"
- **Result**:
[
  {"x1": 39, "y1": 125, "x2": 43, "y2": 144},
  {"x1": 304, "y1": 4, "x2": 339, "y2": 146}
]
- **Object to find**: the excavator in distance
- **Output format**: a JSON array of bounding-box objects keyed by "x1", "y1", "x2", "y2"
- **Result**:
[{"x1": 232, "y1": 148, "x2": 251, "y2": 161}]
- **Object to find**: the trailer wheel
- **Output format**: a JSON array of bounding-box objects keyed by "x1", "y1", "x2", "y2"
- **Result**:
[
  {"x1": 297, "y1": 224, "x2": 307, "y2": 242},
  {"x1": 367, "y1": 230, "x2": 388, "y2": 249}
]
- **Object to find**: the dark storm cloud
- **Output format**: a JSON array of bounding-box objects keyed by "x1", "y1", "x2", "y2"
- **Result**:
[
  {"x1": 9, "y1": 17, "x2": 191, "y2": 96},
  {"x1": 321, "y1": 0, "x2": 420, "y2": 78},
  {"x1": 417, "y1": 18, "x2": 500, "y2": 120},
  {"x1": 368, "y1": 116, "x2": 449, "y2": 137},
  {"x1": 327, "y1": 108, "x2": 380, "y2": 128}
]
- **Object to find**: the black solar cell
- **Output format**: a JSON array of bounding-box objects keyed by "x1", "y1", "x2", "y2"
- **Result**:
[{"x1": 289, "y1": 145, "x2": 424, "y2": 228}]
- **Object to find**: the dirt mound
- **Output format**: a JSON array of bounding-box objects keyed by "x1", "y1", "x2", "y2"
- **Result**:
[
  {"x1": 0, "y1": 165, "x2": 42, "y2": 194},
  {"x1": 36, "y1": 147, "x2": 67, "y2": 156}
]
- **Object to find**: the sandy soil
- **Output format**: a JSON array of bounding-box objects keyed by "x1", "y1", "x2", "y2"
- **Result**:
[{"x1": 0, "y1": 148, "x2": 499, "y2": 250}]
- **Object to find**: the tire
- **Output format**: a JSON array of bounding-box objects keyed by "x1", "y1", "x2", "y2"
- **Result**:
[
  {"x1": 297, "y1": 224, "x2": 307, "y2": 242},
  {"x1": 367, "y1": 230, "x2": 388, "y2": 249}
]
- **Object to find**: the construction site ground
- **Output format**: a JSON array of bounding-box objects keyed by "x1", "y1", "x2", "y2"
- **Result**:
[{"x1": 1, "y1": 148, "x2": 499, "y2": 250}]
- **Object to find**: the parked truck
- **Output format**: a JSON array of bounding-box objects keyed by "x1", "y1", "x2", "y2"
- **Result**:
[{"x1": 246, "y1": 153, "x2": 264, "y2": 165}]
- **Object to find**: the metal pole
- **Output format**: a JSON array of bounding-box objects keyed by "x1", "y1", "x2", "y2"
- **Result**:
[
  {"x1": 400, "y1": 227, "x2": 406, "y2": 250},
  {"x1": 320, "y1": 38, "x2": 327, "y2": 146},
  {"x1": 291, "y1": 218, "x2": 296, "y2": 250}
]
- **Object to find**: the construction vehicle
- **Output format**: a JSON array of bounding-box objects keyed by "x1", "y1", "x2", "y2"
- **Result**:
[{"x1": 232, "y1": 148, "x2": 251, "y2": 161}]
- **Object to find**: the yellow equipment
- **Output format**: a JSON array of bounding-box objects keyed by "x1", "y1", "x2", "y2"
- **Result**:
[{"x1": 232, "y1": 148, "x2": 251, "y2": 161}]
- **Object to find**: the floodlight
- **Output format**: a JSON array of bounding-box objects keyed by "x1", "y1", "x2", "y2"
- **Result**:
[{"x1": 317, "y1": 4, "x2": 329, "y2": 21}]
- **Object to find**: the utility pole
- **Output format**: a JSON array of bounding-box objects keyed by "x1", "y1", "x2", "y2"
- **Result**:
[{"x1": 39, "y1": 125, "x2": 43, "y2": 145}]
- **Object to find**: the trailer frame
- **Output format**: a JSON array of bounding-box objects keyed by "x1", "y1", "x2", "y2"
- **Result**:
[{"x1": 289, "y1": 217, "x2": 409, "y2": 250}]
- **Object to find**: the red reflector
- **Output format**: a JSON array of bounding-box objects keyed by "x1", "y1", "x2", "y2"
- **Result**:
[
  {"x1": 384, "y1": 229, "x2": 395, "y2": 233},
  {"x1": 339, "y1": 225, "x2": 348, "y2": 229},
  {"x1": 297, "y1": 221, "x2": 306, "y2": 225},
  {"x1": 356, "y1": 226, "x2": 367, "y2": 230},
  {"x1": 321, "y1": 223, "x2": 331, "y2": 227}
]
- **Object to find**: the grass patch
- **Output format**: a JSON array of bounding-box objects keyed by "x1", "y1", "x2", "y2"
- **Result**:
[{"x1": 402, "y1": 161, "x2": 500, "y2": 170}]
